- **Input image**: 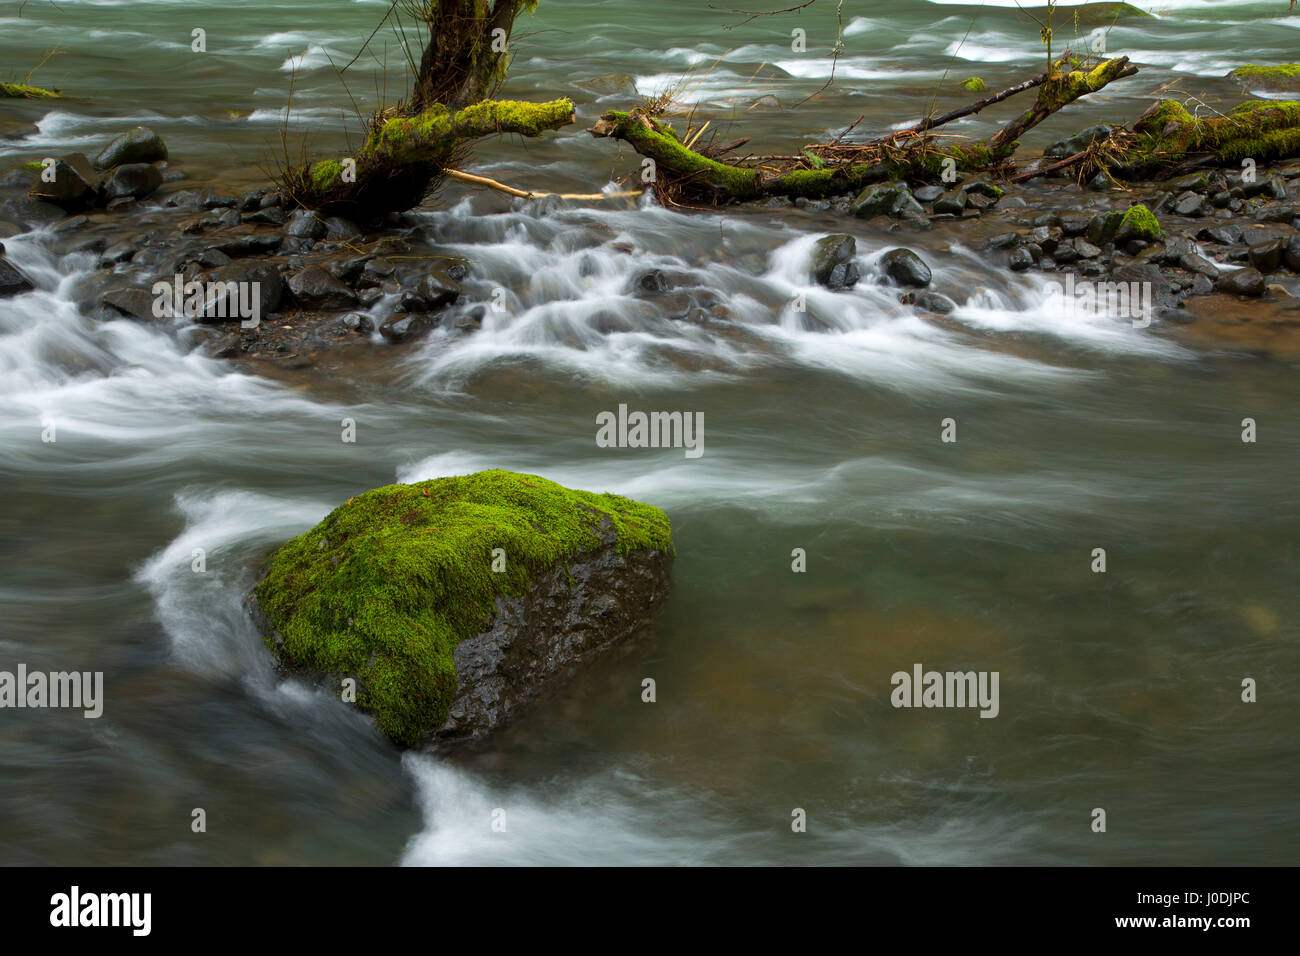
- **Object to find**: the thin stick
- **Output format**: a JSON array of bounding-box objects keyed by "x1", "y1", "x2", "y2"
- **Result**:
[{"x1": 441, "y1": 168, "x2": 640, "y2": 200}]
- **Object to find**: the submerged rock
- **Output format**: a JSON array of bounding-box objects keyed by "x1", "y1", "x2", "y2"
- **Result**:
[
  {"x1": 574, "y1": 73, "x2": 638, "y2": 98},
  {"x1": 0, "y1": 255, "x2": 35, "y2": 297},
  {"x1": 250, "y1": 470, "x2": 675, "y2": 747}
]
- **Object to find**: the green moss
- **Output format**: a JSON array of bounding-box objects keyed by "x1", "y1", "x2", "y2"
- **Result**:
[
  {"x1": 0, "y1": 82, "x2": 59, "y2": 98},
  {"x1": 1119, "y1": 203, "x2": 1163, "y2": 240},
  {"x1": 960, "y1": 77, "x2": 986, "y2": 93},
  {"x1": 253, "y1": 470, "x2": 673, "y2": 746},
  {"x1": 1231, "y1": 64, "x2": 1300, "y2": 79},
  {"x1": 600, "y1": 109, "x2": 762, "y2": 198},
  {"x1": 310, "y1": 159, "x2": 342, "y2": 191},
  {"x1": 1130, "y1": 98, "x2": 1300, "y2": 168},
  {"x1": 365, "y1": 98, "x2": 575, "y2": 164},
  {"x1": 1229, "y1": 64, "x2": 1300, "y2": 92}
]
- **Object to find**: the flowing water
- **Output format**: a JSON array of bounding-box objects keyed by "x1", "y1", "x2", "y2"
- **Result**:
[{"x1": 1, "y1": 0, "x2": 1297, "y2": 865}]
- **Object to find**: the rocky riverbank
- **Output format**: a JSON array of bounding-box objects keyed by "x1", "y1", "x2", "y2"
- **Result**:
[{"x1": 3, "y1": 122, "x2": 1300, "y2": 364}]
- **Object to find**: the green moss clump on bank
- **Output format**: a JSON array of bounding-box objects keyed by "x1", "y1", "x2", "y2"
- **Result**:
[
  {"x1": 960, "y1": 77, "x2": 986, "y2": 93},
  {"x1": 0, "y1": 82, "x2": 59, "y2": 99},
  {"x1": 253, "y1": 470, "x2": 673, "y2": 746},
  {"x1": 310, "y1": 159, "x2": 342, "y2": 191},
  {"x1": 1119, "y1": 203, "x2": 1162, "y2": 240}
]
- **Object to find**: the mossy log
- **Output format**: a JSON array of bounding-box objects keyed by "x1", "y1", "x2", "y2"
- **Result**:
[
  {"x1": 589, "y1": 55, "x2": 1138, "y2": 204},
  {"x1": 1118, "y1": 99, "x2": 1300, "y2": 175},
  {"x1": 286, "y1": 97, "x2": 574, "y2": 218},
  {"x1": 0, "y1": 82, "x2": 59, "y2": 99}
]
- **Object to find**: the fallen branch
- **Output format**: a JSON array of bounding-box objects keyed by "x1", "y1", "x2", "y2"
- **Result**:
[{"x1": 442, "y1": 167, "x2": 641, "y2": 201}]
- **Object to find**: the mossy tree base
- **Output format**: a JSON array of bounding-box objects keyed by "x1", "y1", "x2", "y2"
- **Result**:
[
  {"x1": 252, "y1": 470, "x2": 673, "y2": 747},
  {"x1": 285, "y1": 98, "x2": 574, "y2": 218}
]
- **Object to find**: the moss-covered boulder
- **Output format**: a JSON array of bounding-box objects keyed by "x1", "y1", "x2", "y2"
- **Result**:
[
  {"x1": 1025, "y1": 2, "x2": 1153, "y2": 26},
  {"x1": 1229, "y1": 65, "x2": 1300, "y2": 94},
  {"x1": 250, "y1": 470, "x2": 674, "y2": 747},
  {"x1": 960, "y1": 77, "x2": 986, "y2": 93},
  {"x1": 1116, "y1": 203, "x2": 1163, "y2": 242}
]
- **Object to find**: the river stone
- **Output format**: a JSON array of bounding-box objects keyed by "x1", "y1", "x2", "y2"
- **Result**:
[
  {"x1": 1248, "y1": 239, "x2": 1286, "y2": 273},
  {"x1": 379, "y1": 313, "x2": 438, "y2": 341},
  {"x1": 94, "y1": 126, "x2": 168, "y2": 171},
  {"x1": 851, "y1": 182, "x2": 917, "y2": 219},
  {"x1": 249, "y1": 470, "x2": 675, "y2": 747},
  {"x1": 1285, "y1": 235, "x2": 1300, "y2": 272},
  {"x1": 28, "y1": 153, "x2": 99, "y2": 210},
  {"x1": 575, "y1": 73, "x2": 638, "y2": 97},
  {"x1": 289, "y1": 264, "x2": 357, "y2": 310},
  {"x1": 1008, "y1": 246, "x2": 1035, "y2": 272},
  {"x1": 100, "y1": 287, "x2": 161, "y2": 319},
  {"x1": 209, "y1": 259, "x2": 285, "y2": 319},
  {"x1": 880, "y1": 248, "x2": 932, "y2": 287},
  {"x1": 933, "y1": 189, "x2": 966, "y2": 215},
  {"x1": 1216, "y1": 267, "x2": 1267, "y2": 297},
  {"x1": 0, "y1": 255, "x2": 35, "y2": 297},
  {"x1": 286, "y1": 209, "x2": 326, "y2": 239},
  {"x1": 809, "y1": 234, "x2": 860, "y2": 289},
  {"x1": 420, "y1": 269, "x2": 461, "y2": 308},
  {"x1": 1044, "y1": 123, "x2": 1113, "y2": 159},
  {"x1": 103, "y1": 162, "x2": 163, "y2": 201}
]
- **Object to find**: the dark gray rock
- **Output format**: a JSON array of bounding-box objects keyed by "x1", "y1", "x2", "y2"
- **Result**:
[
  {"x1": 1216, "y1": 267, "x2": 1266, "y2": 297},
  {"x1": 809, "y1": 234, "x2": 860, "y2": 289},
  {"x1": 851, "y1": 182, "x2": 916, "y2": 219},
  {"x1": 288, "y1": 264, "x2": 357, "y2": 310},
  {"x1": 1008, "y1": 246, "x2": 1035, "y2": 272},
  {"x1": 99, "y1": 287, "x2": 160, "y2": 319},
  {"x1": 879, "y1": 247, "x2": 932, "y2": 287},
  {"x1": 1286, "y1": 235, "x2": 1300, "y2": 272},
  {"x1": 1248, "y1": 239, "x2": 1286, "y2": 273},
  {"x1": 0, "y1": 255, "x2": 35, "y2": 297},
  {"x1": 286, "y1": 209, "x2": 326, "y2": 239},
  {"x1": 1044, "y1": 124, "x2": 1112, "y2": 159},
  {"x1": 103, "y1": 162, "x2": 163, "y2": 201},
  {"x1": 435, "y1": 528, "x2": 672, "y2": 745},
  {"x1": 631, "y1": 268, "x2": 671, "y2": 297},
  {"x1": 94, "y1": 127, "x2": 167, "y2": 170},
  {"x1": 209, "y1": 259, "x2": 285, "y2": 319},
  {"x1": 243, "y1": 207, "x2": 287, "y2": 226},
  {"x1": 932, "y1": 190, "x2": 966, "y2": 216},
  {"x1": 379, "y1": 312, "x2": 438, "y2": 342},
  {"x1": 27, "y1": 153, "x2": 99, "y2": 210},
  {"x1": 420, "y1": 269, "x2": 460, "y2": 308}
]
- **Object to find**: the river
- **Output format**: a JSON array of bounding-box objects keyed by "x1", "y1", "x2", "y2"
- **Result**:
[{"x1": 1, "y1": 0, "x2": 1297, "y2": 865}]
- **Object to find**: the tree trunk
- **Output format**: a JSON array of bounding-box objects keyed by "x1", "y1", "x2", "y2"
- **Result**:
[{"x1": 286, "y1": 0, "x2": 564, "y2": 218}]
